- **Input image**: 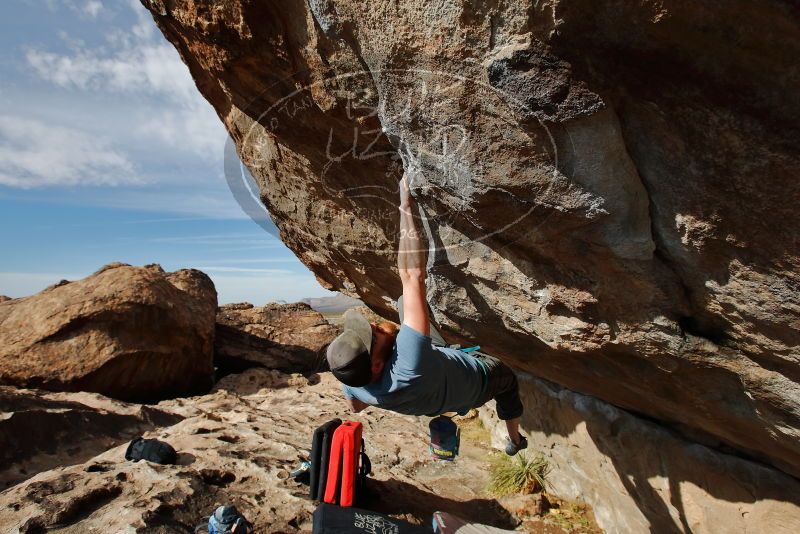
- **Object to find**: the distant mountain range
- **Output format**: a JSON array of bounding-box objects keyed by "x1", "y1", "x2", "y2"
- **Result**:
[{"x1": 301, "y1": 293, "x2": 362, "y2": 314}]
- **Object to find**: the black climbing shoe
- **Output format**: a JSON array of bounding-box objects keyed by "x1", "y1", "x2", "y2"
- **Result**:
[{"x1": 504, "y1": 435, "x2": 528, "y2": 456}]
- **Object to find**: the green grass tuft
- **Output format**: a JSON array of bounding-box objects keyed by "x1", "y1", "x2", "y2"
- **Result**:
[{"x1": 488, "y1": 451, "x2": 551, "y2": 496}]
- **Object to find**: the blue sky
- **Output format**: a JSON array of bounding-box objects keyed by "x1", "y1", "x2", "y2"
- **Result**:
[{"x1": 0, "y1": 0, "x2": 333, "y2": 304}]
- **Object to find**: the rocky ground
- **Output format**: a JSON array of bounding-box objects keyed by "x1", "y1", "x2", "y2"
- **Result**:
[
  {"x1": 0, "y1": 368, "x2": 597, "y2": 533},
  {"x1": 0, "y1": 264, "x2": 597, "y2": 533},
  {"x1": 4, "y1": 262, "x2": 800, "y2": 532}
]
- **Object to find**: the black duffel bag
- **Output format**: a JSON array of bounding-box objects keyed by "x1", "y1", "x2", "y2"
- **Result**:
[
  {"x1": 125, "y1": 437, "x2": 177, "y2": 465},
  {"x1": 312, "y1": 503, "x2": 431, "y2": 534}
]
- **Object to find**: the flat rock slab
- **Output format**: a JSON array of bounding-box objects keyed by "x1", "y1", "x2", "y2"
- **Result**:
[{"x1": 1, "y1": 370, "x2": 516, "y2": 533}]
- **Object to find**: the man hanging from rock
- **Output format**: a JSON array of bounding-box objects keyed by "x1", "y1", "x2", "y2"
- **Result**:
[{"x1": 325, "y1": 172, "x2": 527, "y2": 456}]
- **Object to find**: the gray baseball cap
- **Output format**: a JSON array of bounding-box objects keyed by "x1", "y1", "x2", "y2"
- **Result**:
[{"x1": 326, "y1": 309, "x2": 373, "y2": 386}]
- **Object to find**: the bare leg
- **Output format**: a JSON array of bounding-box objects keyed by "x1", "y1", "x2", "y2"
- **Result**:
[{"x1": 506, "y1": 417, "x2": 521, "y2": 444}]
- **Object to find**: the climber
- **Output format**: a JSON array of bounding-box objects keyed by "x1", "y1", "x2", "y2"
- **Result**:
[{"x1": 326, "y1": 173, "x2": 527, "y2": 456}]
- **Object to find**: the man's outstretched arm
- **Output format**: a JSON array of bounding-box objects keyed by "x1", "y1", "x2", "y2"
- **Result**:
[{"x1": 398, "y1": 173, "x2": 430, "y2": 336}]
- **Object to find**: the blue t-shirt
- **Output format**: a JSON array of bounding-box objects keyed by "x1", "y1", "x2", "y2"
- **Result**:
[{"x1": 342, "y1": 325, "x2": 488, "y2": 416}]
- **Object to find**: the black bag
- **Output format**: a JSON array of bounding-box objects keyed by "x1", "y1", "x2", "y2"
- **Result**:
[
  {"x1": 310, "y1": 419, "x2": 342, "y2": 500},
  {"x1": 312, "y1": 503, "x2": 431, "y2": 534},
  {"x1": 125, "y1": 437, "x2": 177, "y2": 465}
]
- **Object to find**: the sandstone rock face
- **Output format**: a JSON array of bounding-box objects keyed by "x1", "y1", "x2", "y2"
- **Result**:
[
  {"x1": 1, "y1": 370, "x2": 516, "y2": 533},
  {"x1": 142, "y1": 0, "x2": 800, "y2": 479},
  {"x1": 479, "y1": 376, "x2": 800, "y2": 534},
  {"x1": 0, "y1": 263, "x2": 217, "y2": 401},
  {"x1": 215, "y1": 302, "x2": 338, "y2": 372}
]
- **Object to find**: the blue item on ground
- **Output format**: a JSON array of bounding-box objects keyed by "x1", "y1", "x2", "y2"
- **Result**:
[
  {"x1": 429, "y1": 415, "x2": 460, "y2": 461},
  {"x1": 207, "y1": 505, "x2": 251, "y2": 534}
]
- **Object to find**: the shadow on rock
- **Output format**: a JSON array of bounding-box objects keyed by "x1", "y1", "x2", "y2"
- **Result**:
[
  {"x1": 0, "y1": 387, "x2": 183, "y2": 489},
  {"x1": 502, "y1": 374, "x2": 800, "y2": 532},
  {"x1": 366, "y1": 478, "x2": 518, "y2": 529}
]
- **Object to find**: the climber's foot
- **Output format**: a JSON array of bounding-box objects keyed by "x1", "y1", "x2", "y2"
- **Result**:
[{"x1": 504, "y1": 435, "x2": 528, "y2": 456}]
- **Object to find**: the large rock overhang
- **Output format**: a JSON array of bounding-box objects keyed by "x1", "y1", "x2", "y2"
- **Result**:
[{"x1": 142, "y1": 0, "x2": 800, "y2": 478}]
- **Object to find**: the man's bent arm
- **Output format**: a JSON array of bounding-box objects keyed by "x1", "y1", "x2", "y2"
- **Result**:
[{"x1": 398, "y1": 173, "x2": 430, "y2": 336}]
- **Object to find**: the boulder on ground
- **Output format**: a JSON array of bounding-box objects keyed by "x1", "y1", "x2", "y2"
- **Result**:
[
  {"x1": 0, "y1": 263, "x2": 217, "y2": 401},
  {"x1": 215, "y1": 302, "x2": 338, "y2": 372},
  {"x1": 0, "y1": 296, "x2": 11, "y2": 302}
]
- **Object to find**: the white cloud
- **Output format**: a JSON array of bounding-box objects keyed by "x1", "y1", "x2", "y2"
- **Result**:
[
  {"x1": 38, "y1": 0, "x2": 105, "y2": 18},
  {"x1": 25, "y1": 42, "x2": 197, "y2": 102},
  {"x1": 195, "y1": 266, "x2": 294, "y2": 274},
  {"x1": 0, "y1": 115, "x2": 138, "y2": 188},
  {"x1": 146, "y1": 233, "x2": 284, "y2": 246},
  {"x1": 185, "y1": 258, "x2": 299, "y2": 264},
  {"x1": 136, "y1": 106, "x2": 223, "y2": 157},
  {"x1": 24, "y1": 1, "x2": 224, "y2": 159},
  {"x1": 95, "y1": 189, "x2": 250, "y2": 219},
  {"x1": 82, "y1": 0, "x2": 103, "y2": 18}
]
